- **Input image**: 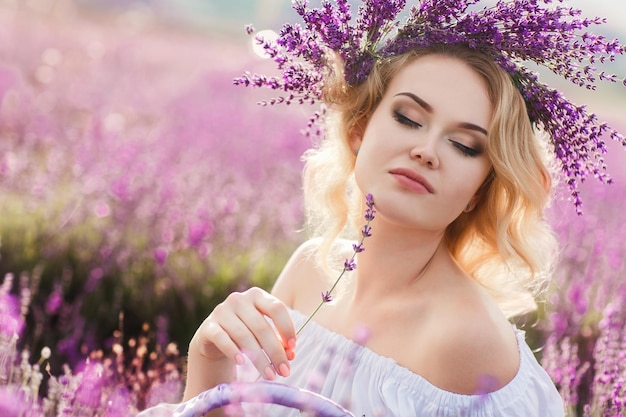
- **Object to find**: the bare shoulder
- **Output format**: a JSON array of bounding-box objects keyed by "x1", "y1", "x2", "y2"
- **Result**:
[
  {"x1": 271, "y1": 238, "x2": 353, "y2": 313},
  {"x1": 417, "y1": 282, "x2": 521, "y2": 394}
]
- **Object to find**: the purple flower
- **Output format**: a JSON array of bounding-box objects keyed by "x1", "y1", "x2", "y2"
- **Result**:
[
  {"x1": 343, "y1": 258, "x2": 356, "y2": 271},
  {"x1": 296, "y1": 194, "x2": 375, "y2": 336},
  {"x1": 45, "y1": 289, "x2": 63, "y2": 315},
  {"x1": 236, "y1": 0, "x2": 626, "y2": 211},
  {"x1": 352, "y1": 243, "x2": 364, "y2": 253},
  {"x1": 153, "y1": 248, "x2": 168, "y2": 266}
]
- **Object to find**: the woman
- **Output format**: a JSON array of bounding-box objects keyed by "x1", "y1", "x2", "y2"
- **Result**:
[
  {"x1": 141, "y1": 0, "x2": 626, "y2": 415},
  {"x1": 178, "y1": 44, "x2": 563, "y2": 416}
]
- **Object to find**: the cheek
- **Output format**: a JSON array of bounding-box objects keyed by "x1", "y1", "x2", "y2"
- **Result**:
[
  {"x1": 448, "y1": 161, "x2": 492, "y2": 198},
  {"x1": 352, "y1": 151, "x2": 370, "y2": 191},
  {"x1": 354, "y1": 134, "x2": 389, "y2": 174}
]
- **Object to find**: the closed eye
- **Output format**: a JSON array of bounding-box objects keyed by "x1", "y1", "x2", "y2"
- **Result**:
[
  {"x1": 449, "y1": 140, "x2": 482, "y2": 158},
  {"x1": 393, "y1": 110, "x2": 421, "y2": 129}
]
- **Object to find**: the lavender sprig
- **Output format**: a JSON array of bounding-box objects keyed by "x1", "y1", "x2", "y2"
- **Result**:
[{"x1": 296, "y1": 194, "x2": 375, "y2": 335}]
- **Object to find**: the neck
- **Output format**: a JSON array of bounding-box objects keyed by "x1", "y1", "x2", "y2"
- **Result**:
[{"x1": 349, "y1": 219, "x2": 447, "y2": 304}]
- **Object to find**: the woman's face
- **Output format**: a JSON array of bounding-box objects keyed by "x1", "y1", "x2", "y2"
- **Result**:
[{"x1": 353, "y1": 54, "x2": 493, "y2": 232}]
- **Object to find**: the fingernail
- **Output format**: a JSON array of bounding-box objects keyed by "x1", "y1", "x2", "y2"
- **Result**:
[
  {"x1": 287, "y1": 338, "x2": 296, "y2": 350},
  {"x1": 264, "y1": 365, "x2": 276, "y2": 380},
  {"x1": 234, "y1": 353, "x2": 245, "y2": 365},
  {"x1": 286, "y1": 350, "x2": 295, "y2": 361},
  {"x1": 278, "y1": 362, "x2": 290, "y2": 377}
]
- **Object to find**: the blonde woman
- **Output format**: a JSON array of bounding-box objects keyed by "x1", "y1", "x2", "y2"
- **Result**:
[
  {"x1": 175, "y1": 42, "x2": 563, "y2": 416},
  {"x1": 141, "y1": 0, "x2": 626, "y2": 415}
]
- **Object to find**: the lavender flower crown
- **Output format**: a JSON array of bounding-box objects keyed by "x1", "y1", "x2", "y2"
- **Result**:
[{"x1": 234, "y1": 0, "x2": 626, "y2": 211}]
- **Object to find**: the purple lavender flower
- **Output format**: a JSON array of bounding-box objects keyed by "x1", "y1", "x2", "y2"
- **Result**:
[
  {"x1": 352, "y1": 242, "x2": 364, "y2": 253},
  {"x1": 343, "y1": 258, "x2": 357, "y2": 271},
  {"x1": 296, "y1": 194, "x2": 375, "y2": 335},
  {"x1": 236, "y1": 0, "x2": 626, "y2": 211}
]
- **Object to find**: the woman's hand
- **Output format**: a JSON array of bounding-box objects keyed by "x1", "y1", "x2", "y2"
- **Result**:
[{"x1": 184, "y1": 287, "x2": 297, "y2": 400}]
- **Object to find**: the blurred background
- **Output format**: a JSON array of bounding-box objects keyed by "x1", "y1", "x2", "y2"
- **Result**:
[
  {"x1": 0, "y1": 0, "x2": 315, "y2": 368},
  {"x1": 0, "y1": 1, "x2": 625, "y2": 414}
]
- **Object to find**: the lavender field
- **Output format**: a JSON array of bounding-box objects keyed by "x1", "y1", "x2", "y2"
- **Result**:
[{"x1": 0, "y1": 1, "x2": 626, "y2": 416}]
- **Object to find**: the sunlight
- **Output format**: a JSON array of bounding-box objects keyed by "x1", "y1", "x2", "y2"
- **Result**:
[{"x1": 251, "y1": 29, "x2": 279, "y2": 59}]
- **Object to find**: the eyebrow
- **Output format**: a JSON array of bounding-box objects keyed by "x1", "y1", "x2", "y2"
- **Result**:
[{"x1": 394, "y1": 92, "x2": 489, "y2": 136}]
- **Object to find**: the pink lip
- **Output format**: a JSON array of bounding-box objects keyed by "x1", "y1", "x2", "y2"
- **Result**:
[{"x1": 389, "y1": 168, "x2": 435, "y2": 194}]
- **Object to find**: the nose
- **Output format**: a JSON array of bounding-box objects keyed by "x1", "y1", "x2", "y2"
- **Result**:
[{"x1": 410, "y1": 137, "x2": 439, "y2": 169}]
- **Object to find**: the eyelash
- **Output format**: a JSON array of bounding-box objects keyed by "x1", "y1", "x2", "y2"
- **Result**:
[
  {"x1": 393, "y1": 110, "x2": 421, "y2": 128},
  {"x1": 449, "y1": 140, "x2": 481, "y2": 158},
  {"x1": 393, "y1": 110, "x2": 482, "y2": 158}
]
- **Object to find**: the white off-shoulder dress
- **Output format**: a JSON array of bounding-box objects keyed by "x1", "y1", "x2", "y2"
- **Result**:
[{"x1": 138, "y1": 308, "x2": 564, "y2": 417}]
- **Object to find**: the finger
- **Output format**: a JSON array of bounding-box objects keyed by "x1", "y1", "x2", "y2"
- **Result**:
[
  {"x1": 234, "y1": 302, "x2": 289, "y2": 378},
  {"x1": 213, "y1": 297, "x2": 277, "y2": 379},
  {"x1": 249, "y1": 288, "x2": 297, "y2": 350},
  {"x1": 222, "y1": 288, "x2": 295, "y2": 378},
  {"x1": 199, "y1": 321, "x2": 246, "y2": 365},
  {"x1": 201, "y1": 298, "x2": 262, "y2": 366},
  {"x1": 210, "y1": 314, "x2": 278, "y2": 381},
  {"x1": 250, "y1": 290, "x2": 297, "y2": 376}
]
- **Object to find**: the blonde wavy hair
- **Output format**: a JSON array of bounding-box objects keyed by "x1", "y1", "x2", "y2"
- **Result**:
[{"x1": 302, "y1": 44, "x2": 558, "y2": 318}]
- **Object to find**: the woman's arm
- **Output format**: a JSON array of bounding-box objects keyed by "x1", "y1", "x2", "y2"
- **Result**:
[{"x1": 180, "y1": 239, "x2": 325, "y2": 415}]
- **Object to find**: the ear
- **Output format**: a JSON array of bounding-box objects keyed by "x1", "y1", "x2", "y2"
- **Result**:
[
  {"x1": 464, "y1": 194, "x2": 481, "y2": 213},
  {"x1": 348, "y1": 117, "x2": 368, "y2": 152}
]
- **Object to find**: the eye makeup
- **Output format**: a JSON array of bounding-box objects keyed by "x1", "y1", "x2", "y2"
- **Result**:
[
  {"x1": 393, "y1": 110, "x2": 422, "y2": 129},
  {"x1": 391, "y1": 94, "x2": 487, "y2": 158}
]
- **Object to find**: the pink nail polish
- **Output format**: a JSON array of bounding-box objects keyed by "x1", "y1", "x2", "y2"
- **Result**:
[
  {"x1": 234, "y1": 353, "x2": 245, "y2": 365},
  {"x1": 287, "y1": 338, "x2": 296, "y2": 350},
  {"x1": 264, "y1": 365, "x2": 276, "y2": 380},
  {"x1": 279, "y1": 362, "x2": 290, "y2": 377}
]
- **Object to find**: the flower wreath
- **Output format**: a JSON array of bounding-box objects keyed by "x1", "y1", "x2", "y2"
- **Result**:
[{"x1": 234, "y1": 0, "x2": 626, "y2": 212}]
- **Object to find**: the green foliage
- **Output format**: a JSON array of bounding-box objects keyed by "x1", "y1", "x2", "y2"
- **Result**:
[{"x1": 0, "y1": 194, "x2": 295, "y2": 371}]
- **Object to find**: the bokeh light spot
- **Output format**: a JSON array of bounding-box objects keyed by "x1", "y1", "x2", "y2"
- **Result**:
[{"x1": 251, "y1": 30, "x2": 278, "y2": 59}]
